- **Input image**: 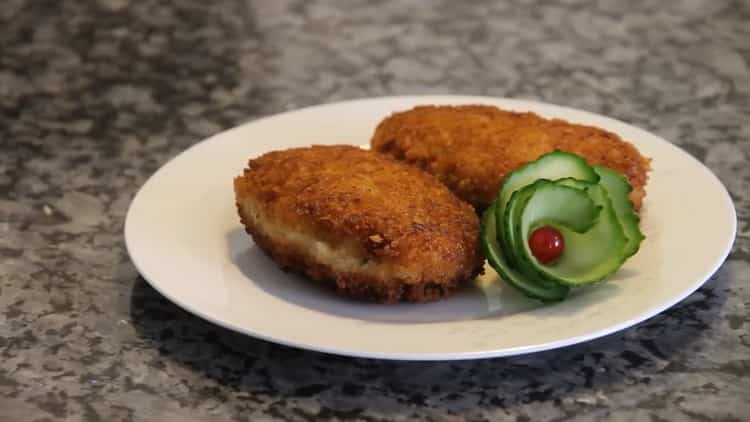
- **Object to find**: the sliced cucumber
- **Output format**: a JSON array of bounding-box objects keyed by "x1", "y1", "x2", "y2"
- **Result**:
[
  {"x1": 503, "y1": 179, "x2": 599, "y2": 271},
  {"x1": 518, "y1": 183, "x2": 628, "y2": 286},
  {"x1": 481, "y1": 203, "x2": 569, "y2": 301},
  {"x1": 554, "y1": 177, "x2": 593, "y2": 191},
  {"x1": 495, "y1": 151, "x2": 599, "y2": 256},
  {"x1": 502, "y1": 187, "x2": 536, "y2": 268},
  {"x1": 495, "y1": 151, "x2": 600, "y2": 221},
  {"x1": 593, "y1": 165, "x2": 644, "y2": 258},
  {"x1": 480, "y1": 150, "x2": 644, "y2": 302}
]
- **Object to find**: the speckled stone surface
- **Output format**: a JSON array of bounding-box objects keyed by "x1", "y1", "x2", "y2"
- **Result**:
[{"x1": 1, "y1": 0, "x2": 749, "y2": 420}]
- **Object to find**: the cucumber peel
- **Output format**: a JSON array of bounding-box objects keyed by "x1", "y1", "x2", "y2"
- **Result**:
[
  {"x1": 481, "y1": 151, "x2": 644, "y2": 301},
  {"x1": 593, "y1": 165, "x2": 645, "y2": 258}
]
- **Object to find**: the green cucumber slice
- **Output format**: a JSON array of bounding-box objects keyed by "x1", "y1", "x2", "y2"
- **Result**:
[
  {"x1": 495, "y1": 151, "x2": 599, "y2": 256},
  {"x1": 481, "y1": 203, "x2": 569, "y2": 301},
  {"x1": 481, "y1": 151, "x2": 644, "y2": 301},
  {"x1": 503, "y1": 179, "x2": 599, "y2": 271},
  {"x1": 554, "y1": 178, "x2": 592, "y2": 191},
  {"x1": 517, "y1": 183, "x2": 628, "y2": 286},
  {"x1": 593, "y1": 165, "x2": 644, "y2": 257},
  {"x1": 502, "y1": 187, "x2": 536, "y2": 268}
]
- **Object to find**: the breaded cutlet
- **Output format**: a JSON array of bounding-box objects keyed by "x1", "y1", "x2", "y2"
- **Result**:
[
  {"x1": 371, "y1": 105, "x2": 651, "y2": 211},
  {"x1": 233, "y1": 145, "x2": 484, "y2": 304}
]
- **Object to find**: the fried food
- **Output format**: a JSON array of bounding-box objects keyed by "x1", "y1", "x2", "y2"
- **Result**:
[
  {"x1": 371, "y1": 105, "x2": 651, "y2": 210},
  {"x1": 234, "y1": 145, "x2": 484, "y2": 303}
]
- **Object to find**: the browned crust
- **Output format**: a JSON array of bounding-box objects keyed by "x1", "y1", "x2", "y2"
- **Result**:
[
  {"x1": 233, "y1": 145, "x2": 485, "y2": 303},
  {"x1": 371, "y1": 105, "x2": 651, "y2": 210}
]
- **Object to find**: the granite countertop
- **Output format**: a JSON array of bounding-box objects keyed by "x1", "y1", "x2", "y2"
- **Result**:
[{"x1": 2, "y1": 0, "x2": 749, "y2": 420}]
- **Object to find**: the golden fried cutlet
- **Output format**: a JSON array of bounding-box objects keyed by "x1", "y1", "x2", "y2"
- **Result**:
[
  {"x1": 233, "y1": 145, "x2": 484, "y2": 304},
  {"x1": 371, "y1": 105, "x2": 651, "y2": 211}
]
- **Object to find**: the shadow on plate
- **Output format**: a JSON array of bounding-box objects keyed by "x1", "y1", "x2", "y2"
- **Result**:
[
  {"x1": 227, "y1": 227, "x2": 540, "y2": 323},
  {"x1": 227, "y1": 227, "x2": 621, "y2": 323},
  {"x1": 128, "y1": 260, "x2": 731, "y2": 418}
]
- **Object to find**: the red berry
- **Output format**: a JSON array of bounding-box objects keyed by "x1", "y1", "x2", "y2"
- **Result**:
[{"x1": 528, "y1": 226, "x2": 564, "y2": 264}]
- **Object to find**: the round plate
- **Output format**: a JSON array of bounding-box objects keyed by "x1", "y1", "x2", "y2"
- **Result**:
[{"x1": 125, "y1": 96, "x2": 736, "y2": 360}]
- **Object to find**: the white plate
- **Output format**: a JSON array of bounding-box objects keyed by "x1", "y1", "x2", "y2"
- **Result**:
[{"x1": 125, "y1": 96, "x2": 736, "y2": 360}]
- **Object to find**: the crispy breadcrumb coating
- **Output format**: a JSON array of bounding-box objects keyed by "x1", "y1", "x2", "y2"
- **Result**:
[
  {"x1": 371, "y1": 105, "x2": 651, "y2": 210},
  {"x1": 234, "y1": 145, "x2": 484, "y2": 303}
]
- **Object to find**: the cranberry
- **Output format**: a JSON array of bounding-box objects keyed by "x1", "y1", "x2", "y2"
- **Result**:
[{"x1": 528, "y1": 226, "x2": 564, "y2": 264}]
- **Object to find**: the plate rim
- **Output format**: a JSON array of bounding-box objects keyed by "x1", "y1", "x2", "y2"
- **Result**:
[{"x1": 125, "y1": 95, "x2": 737, "y2": 360}]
